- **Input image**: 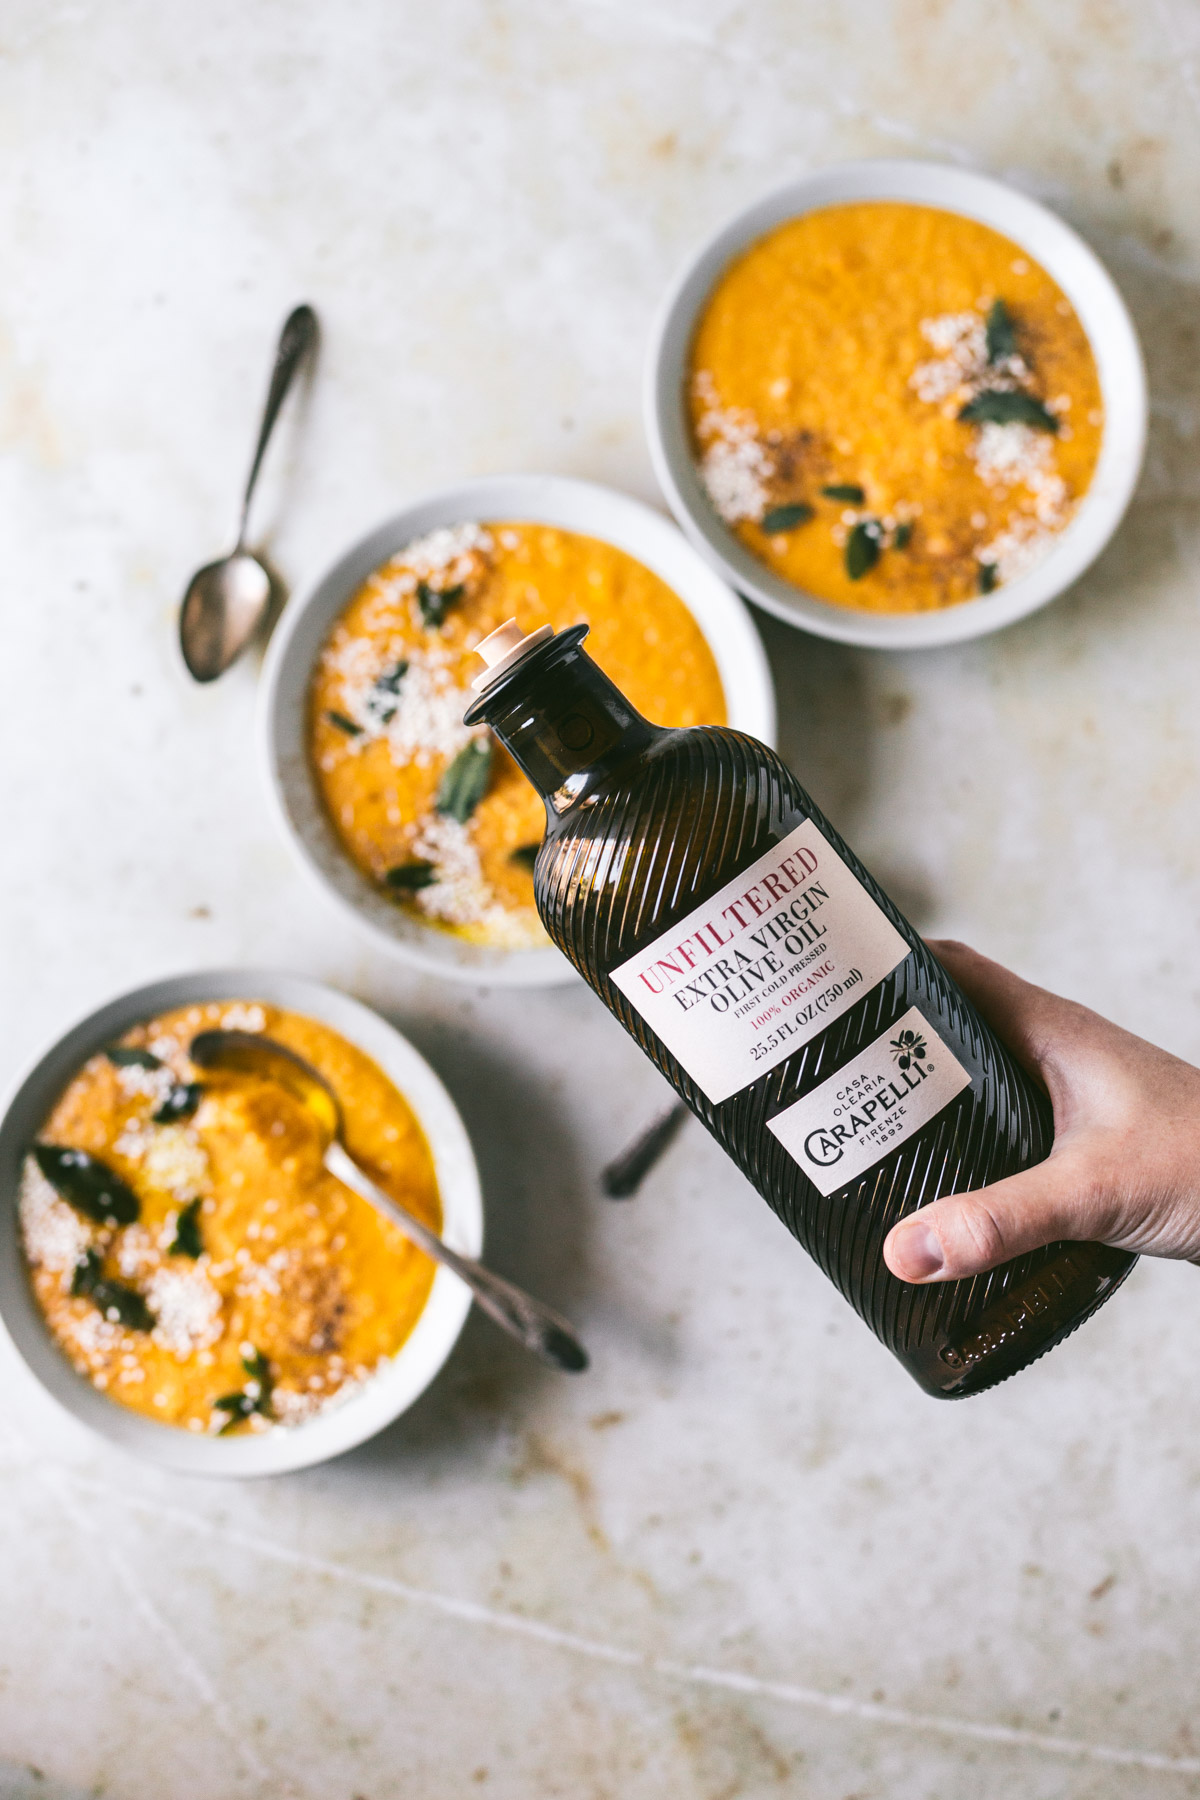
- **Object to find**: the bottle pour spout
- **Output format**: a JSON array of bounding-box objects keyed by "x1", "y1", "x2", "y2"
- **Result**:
[{"x1": 470, "y1": 618, "x2": 554, "y2": 693}]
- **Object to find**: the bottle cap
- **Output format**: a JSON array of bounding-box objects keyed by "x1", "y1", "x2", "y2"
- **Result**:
[{"x1": 470, "y1": 619, "x2": 554, "y2": 693}]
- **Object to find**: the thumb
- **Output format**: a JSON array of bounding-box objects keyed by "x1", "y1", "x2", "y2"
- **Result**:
[{"x1": 883, "y1": 1155, "x2": 1095, "y2": 1282}]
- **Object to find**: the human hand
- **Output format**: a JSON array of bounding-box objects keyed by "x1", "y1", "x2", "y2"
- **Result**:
[{"x1": 882, "y1": 940, "x2": 1200, "y2": 1283}]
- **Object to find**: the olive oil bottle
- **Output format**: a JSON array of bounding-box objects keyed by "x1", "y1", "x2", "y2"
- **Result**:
[{"x1": 465, "y1": 621, "x2": 1135, "y2": 1397}]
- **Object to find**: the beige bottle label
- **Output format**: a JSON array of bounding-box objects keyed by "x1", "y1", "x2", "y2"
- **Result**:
[
  {"x1": 609, "y1": 818, "x2": 908, "y2": 1105},
  {"x1": 766, "y1": 1006, "x2": 972, "y2": 1195}
]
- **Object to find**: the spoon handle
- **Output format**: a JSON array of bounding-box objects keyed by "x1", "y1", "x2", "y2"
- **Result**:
[
  {"x1": 236, "y1": 303, "x2": 319, "y2": 548},
  {"x1": 322, "y1": 1140, "x2": 588, "y2": 1373},
  {"x1": 601, "y1": 1098, "x2": 689, "y2": 1198}
]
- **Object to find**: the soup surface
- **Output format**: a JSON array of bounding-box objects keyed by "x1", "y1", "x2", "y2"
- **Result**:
[
  {"x1": 688, "y1": 201, "x2": 1104, "y2": 613},
  {"x1": 20, "y1": 1001, "x2": 441, "y2": 1435},
  {"x1": 308, "y1": 521, "x2": 727, "y2": 948}
]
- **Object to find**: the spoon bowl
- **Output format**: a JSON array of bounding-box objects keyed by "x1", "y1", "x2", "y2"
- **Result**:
[
  {"x1": 190, "y1": 1027, "x2": 339, "y2": 1136},
  {"x1": 180, "y1": 554, "x2": 274, "y2": 683},
  {"x1": 189, "y1": 1029, "x2": 589, "y2": 1373}
]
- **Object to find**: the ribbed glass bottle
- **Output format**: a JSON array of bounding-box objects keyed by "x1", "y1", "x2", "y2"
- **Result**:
[{"x1": 465, "y1": 624, "x2": 1135, "y2": 1397}]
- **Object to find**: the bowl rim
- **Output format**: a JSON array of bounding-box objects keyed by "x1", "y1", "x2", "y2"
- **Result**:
[
  {"x1": 259, "y1": 472, "x2": 776, "y2": 986},
  {"x1": 0, "y1": 968, "x2": 482, "y2": 1478},
  {"x1": 645, "y1": 157, "x2": 1148, "y2": 650}
]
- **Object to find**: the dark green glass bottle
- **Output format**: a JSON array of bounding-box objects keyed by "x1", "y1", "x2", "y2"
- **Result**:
[{"x1": 465, "y1": 621, "x2": 1135, "y2": 1397}]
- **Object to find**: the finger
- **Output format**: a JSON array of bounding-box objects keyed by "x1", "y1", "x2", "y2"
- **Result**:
[
  {"x1": 925, "y1": 939, "x2": 1081, "y2": 1084},
  {"x1": 883, "y1": 1156, "x2": 1095, "y2": 1282}
]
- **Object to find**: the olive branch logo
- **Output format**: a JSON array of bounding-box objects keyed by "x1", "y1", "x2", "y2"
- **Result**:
[{"x1": 890, "y1": 1028, "x2": 928, "y2": 1072}]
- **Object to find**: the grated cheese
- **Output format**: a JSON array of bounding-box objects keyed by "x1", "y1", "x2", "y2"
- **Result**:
[
  {"x1": 910, "y1": 312, "x2": 987, "y2": 403},
  {"x1": 336, "y1": 647, "x2": 482, "y2": 770},
  {"x1": 60, "y1": 1307, "x2": 124, "y2": 1365},
  {"x1": 115, "y1": 1062, "x2": 175, "y2": 1105},
  {"x1": 970, "y1": 422, "x2": 1067, "y2": 525},
  {"x1": 691, "y1": 370, "x2": 774, "y2": 523},
  {"x1": 114, "y1": 1124, "x2": 152, "y2": 1163},
  {"x1": 911, "y1": 305, "x2": 1072, "y2": 587},
  {"x1": 977, "y1": 516, "x2": 1060, "y2": 584},
  {"x1": 316, "y1": 520, "x2": 544, "y2": 943},
  {"x1": 322, "y1": 629, "x2": 385, "y2": 690},
  {"x1": 146, "y1": 1265, "x2": 223, "y2": 1356},
  {"x1": 391, "y1": 521, "x2": 493, "y2": 582},
  {"x1": 141, "y1": 1125, "x2": 209, "y2": 1199},
  {"x1": 115, "y1": 1224, "x2": 158, "y2": 1281},
  {"x1": 19, "y1": 1156, "x2": 94, "y2": 1275},
  {"x1": 410, "y1": 813, "x2": 541, "y2": 947},
  {"x1": 236, "y1": 1247, "x2": 294, "y2": 1299},
  {"x1": 271, "y1": 1360, "x2": 380, "y2": 1428},
  {"x1": 220, "y1": 1003, "x2": 266, "y2": 1033},
  {"x1": 910, "y1": 310, "x2": 1029, "y2": 408}
]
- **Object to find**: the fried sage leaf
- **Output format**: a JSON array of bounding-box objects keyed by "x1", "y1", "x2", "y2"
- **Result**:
[
  {"x1": 892, "y1": 521, "x2": 913, "y2": 550},
  {"x1": 417, "y1": 580, "x2": 465, "y2": 630},
  {"x1": 94, "y1": 1281, "x2": 155, "y2": 1332},
  {"x1": 242, "y1": 1348, "x2": 272, "y2": 1386},
  {"x1": 169, "y1": 1197, "x2": 204, "y2": 1258},
  {"x1": 153, "y1": 1083, "x2": 203, "y2": 1124},
  {"x1": 214, "y1": 1348, "x2": 274, "y2": 1432},
  {"x1": 35, "y1": 1144, "x2": 139, "y2": 1226},
  {"x1": 384, "y1": 861, "x2": 438, "y2": 891},
  {"x1": 70, "y1": 1248, "x2": 103, "y2": 1297},
  {"x1": 72, "y1": 1255, "x2": 154, "y2": 1331},
  {"x1": 985, "y1": 297, "x2": 1017, "y2": 364},
  {"x1": 366, "y1": 661, "x2": 409, "y2": 727},
  {"x1": 509, "y1": 843, "x2": 540, "y2": 873},
  {"x1": 845, "y1": 521, "x2": 883, "y2": 581},
  {"x1": 326, "y1": 710, "x2": 363, "y2": 737},
  {"x1": 760, "y1": 503, "x2": 814, "y2": 534},
  {"x1": 213, "y1": 1392, "x2": 258, "y2": 1429},
  {"x1": 437, "y1": 737, "x2": 493, "y2": 823},
  {"x1": 374, "y1": 660, "x2": 408, "y2": 696},
  {"x1": 959, "y1": 389, "x2": 1059, "y2": 433},
  {"x1": 822, "y1": 483, "x2": 866, "y2": 504},
  {"x1": 105, "y1": 1046, "x2": 163, "y2": 1070},
  {"x1": 978, "y1": 560, "x2": 999, "y2": 595}
]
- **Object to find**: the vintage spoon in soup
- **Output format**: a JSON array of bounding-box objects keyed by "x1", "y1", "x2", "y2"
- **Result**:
[
  {"x1": 179, "y1": 304, "x2": 318, "y2": 683},
  {"x1": 189, "y1": 1029, "x2": 589, "y2": 1373}
]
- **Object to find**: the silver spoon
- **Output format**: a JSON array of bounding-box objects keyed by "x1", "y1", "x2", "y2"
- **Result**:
[
  {"x1": 189, "y1": 1028, "x2": 589, "y2": 1374},
  {"x1": 179, "y1": 304, "x2": 318, "y2": 682}
]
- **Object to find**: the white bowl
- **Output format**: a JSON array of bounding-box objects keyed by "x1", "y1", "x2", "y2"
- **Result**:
[
  {"x1": 646, "y1": 159, "x2": 1148, "y2": 650},
  {"x1": 260, "y1": 475, "x2": 776, "y2": 986},
  {"x1": 0, "y1": 969, "x2": 482, "y2": 1477}
]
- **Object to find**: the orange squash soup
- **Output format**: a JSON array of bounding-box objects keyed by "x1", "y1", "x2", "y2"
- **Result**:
[
  {"x1": 20, "y1": 1001, "x2": 441, "y2": 1435},
  {"x1": 688, "y1": 202, "x2": 1104, "y2": 613},
  {"x1": 308, "y1": 522, "x2": 727, "y2": 947}
]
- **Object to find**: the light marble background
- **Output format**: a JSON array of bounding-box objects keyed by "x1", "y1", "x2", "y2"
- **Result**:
[{"x1": 3, "y1": 2, "x2": 1200, "y2": 1796}]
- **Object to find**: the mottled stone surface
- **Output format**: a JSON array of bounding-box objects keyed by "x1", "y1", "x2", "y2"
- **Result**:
[{"x1": 3, "y1": 3, "x2": 1200, "y2": 1796}]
